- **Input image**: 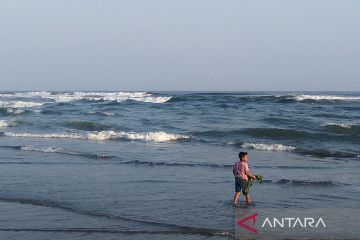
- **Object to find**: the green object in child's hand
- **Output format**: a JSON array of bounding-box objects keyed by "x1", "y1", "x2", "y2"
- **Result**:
[
  {"x1": 245, "y1": 175, "x2": 264, "y2": 192},
  {"x1": 255, "y1": 175, "x2": 264, "y2": 184}
]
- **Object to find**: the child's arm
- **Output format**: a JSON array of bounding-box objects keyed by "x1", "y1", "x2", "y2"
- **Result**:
[
  {"x1": 247, "y1": 172, "x2": 257, "y2": 180},
  {"x1": 245, "y1": 166, "x2": 257, "y2": 180}
]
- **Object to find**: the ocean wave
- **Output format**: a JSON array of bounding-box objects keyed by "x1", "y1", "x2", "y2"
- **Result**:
[
  {"x1": 272, "y1": 179, "x2": 346, "y2": 187},
  {"x1": 87, "y1": 111, "x2": 116, "y2": 116},
  {"x1": 20, "y1": 146, "x2": 64, "y2": 153},
  {"x1": 168, "y1": 93, "x2": 360, "y2": 104},
  {"x1": 227, "y1": 141, "x2": 358, "y2": 159},
  {"x1": 0, "y1": 120, "x2": 17, "y2": 127},
  {"x1": 2, "y1": 108, "x2": 26, "y2": 115},
  {"x1": 241, "y1": 142, "x2": 296, "y2": 151},
  {"x1": 3, "y1": 145, "x2": 114, "y2": 159},
  {"x1": 2, "y1": 130, "x2": 191, "y2": 142},
  {"x1": 293, "y1": 94, "x2": 360, "y2": 102},
  {"x1": 0, "y1": 100, "x2": 45, "y2": 108},
  {"x1": 321, "y1": 122, "x2": 360, "y2": 136},
  {"x1": 3, "y1": 132, "x2": 84, "y2": 139},
  {"x1": 2, "y1": 145, "x2": 231, "y2": 166},
  {"x1": 295, "y1": 148, "x2": 359, "y2": 159},
  {"x1": 64, "y1": 120, "x2": 108, "y2": 131},
  {"x1": 321, "y1": 122, "x2": 360, "y2": 130},
  {"x1": 0, "y1": 91, "x2": 172, "y2": 104},
  {"x1": 194, "y1": 128, "x2": 326, "y2": 141},
  {"x1": 322, "y1": 122, "x2": 353, "y2": 129},
  {"x1": 241, "y1": 128, "x2": 320, "y2": 140},
  {"x1": 87, "y1": 131, "x2": 191, "y2": 142}
]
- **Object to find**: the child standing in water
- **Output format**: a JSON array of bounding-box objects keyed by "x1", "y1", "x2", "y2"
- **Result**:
[{"x1": 233, "y1": 152, "x2": 256, "y2": 205}]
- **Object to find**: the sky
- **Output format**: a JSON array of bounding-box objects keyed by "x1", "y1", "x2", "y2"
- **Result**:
[{"x1": 0, "y1": 0, "x2": 359, "y2": 91}]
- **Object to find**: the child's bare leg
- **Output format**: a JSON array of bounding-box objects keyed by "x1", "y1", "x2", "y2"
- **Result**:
[
  {"x1": 245, "y1": 194, "x2": 251, "y2": 205},
  {"x1": 233, "y1": 192, "x2": 241, "y2": 204}
]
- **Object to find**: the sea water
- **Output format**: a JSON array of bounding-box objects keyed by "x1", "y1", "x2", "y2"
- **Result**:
[{"x1": 0, "y1": 91, "x2": 359, "y2": 239}]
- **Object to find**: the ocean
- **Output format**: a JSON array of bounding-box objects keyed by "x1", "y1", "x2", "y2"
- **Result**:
[{"x1": 0, "y1": 91, "x2": 359, "y2": 239}]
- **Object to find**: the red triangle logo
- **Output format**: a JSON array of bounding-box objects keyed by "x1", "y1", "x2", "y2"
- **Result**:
[{"x1": 237, "y1": 213, "x2": 258, "y2": 233}]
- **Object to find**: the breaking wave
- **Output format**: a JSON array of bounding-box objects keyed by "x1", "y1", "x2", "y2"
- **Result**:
[
  {"x1": 0, "y1": 100, "x2": 45, "y2": 108},
  {"x1": 0, "y1": 108, "x2": 26, "y2": 115},
  {"x1": 240, "y1": 142, "x2": 296, "y2": 151},
  {"x1": 0, "y1": 91, "x2": 172, "y2": 104},
  {"x1": 293, "y1": 94, "x2": 360, "y2": 102},
  {"x1": 0, "y1": 120, "x2": 17, "y2": 127},
  {"x1": 3, "y1": 132, "x2": 84, "y2": 139},
  {"x1": 2, "y1": 130, "x2": 191, "y2": 142},
  {"x1": 2, "y1": 145, "x2": 114, "y2": 160},
  {"x1": 87, "y1": 131, "x2": 191, "y2": 142},
  {"x1": 227, "y1": 141, "x2": 358, "y2": 159},
  {"x1": 321, "y1": 122, "x2": 360, "y2": 135}
]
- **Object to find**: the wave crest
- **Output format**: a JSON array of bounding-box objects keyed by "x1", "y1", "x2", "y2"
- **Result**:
[
  {"x1": 0, "y1": 120, "x2": 17, "y2": 127},
  {"x1": 294, "y1": 95, "x2": 360, "y2": 102},
  {"x1": 241, "y1": 142, "x2": 296, "y2": 151},
  {"x1": 3, "y1": 132, "x2": 84, "y2": 139},
  {"x1": 0, "y1": 101, "x2": 45, "y2": 108},
  {"x1": 87, "y1": 131, "x2": 190, "y2": 142},
  {"x1": 3, "y1": 130, "x2": 190, "y2": 142},
  {"x1": 64, "y1": 120, "x2": 108, "y2": 131},
  {"x1": 0, "y1": 92, "x2": 172, "y2": 104}
]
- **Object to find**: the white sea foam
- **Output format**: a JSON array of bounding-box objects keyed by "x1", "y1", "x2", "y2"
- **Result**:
[
  {"x1": 20, "y1": 146, "x2": 64, "y2": 153},
  {"x1": 6, "y1": 109, "x2": 25, "y2": 114},
  {"x1": 0, "y1": 100, "x2": 45, "y2": 108},
  {"x1": 321, "y1": 122, "x2": 355, "y2": 129},
  {"x1": 87, "y1": 131, "x2": 190, "y2": 142},
  {"x1": 4, "y1": 130, "x2": 190, "y2": 142},
  {"x1": 242, "y1": 142, "x2": 296, "y2": 151},
  {"x1": 0, "y1": 91, "x2": 172, "y2": 104},
  {"x1": 102, "y1": 112, "x2": 116, "y2": 116},
  {"x1": 4, "y1": 132, "x2": 84, "y2": 139},
  {"x1": 87, "y1": 111, "x2": 116, "y2": 116},
  {"x1": 0, "y1": 120, "x2": 17, "y2": 127},
  {"x1": 294, "y1": 95, "x2": 360, "y2": 101}
]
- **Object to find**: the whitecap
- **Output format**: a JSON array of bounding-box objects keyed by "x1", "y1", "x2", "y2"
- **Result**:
[
  {"x1": 0, "y1": 120, "x2": 17, "y2": 127},
  {"x1": 87, "y1": 130, "x2": 190, "y2": 142},
  {"x1": 6, "y1": 109, "x2": 25, "y2": 114},
  {"x1": 242, "y1": 142, "x2": 296, "y2": 151},
  {"x1": 0, "y1": 100, "x2": 45, "y2": 108},
  {"x1": 4, "y1": 132, "x2": 84, "y2": 139},
  {"x1": 294, "y1": 95, "x2": 360, "y2": 101},
  {"x1": 321, "y1": 122, "x2": 354, "y2": 129},
  {"x1": 20, "y1": 146, "x2": 64, "y2": 153},
  {"x1": 0, "y1": 91, "x2": 172, "y2": 104},
  {"x1": 4, "y1": 130, "x2": 190, "y2": 142}
]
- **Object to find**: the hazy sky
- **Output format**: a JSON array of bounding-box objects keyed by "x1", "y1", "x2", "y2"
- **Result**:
[{"x1": 1, "y1": 0, "x2": 359, "y2": 91}]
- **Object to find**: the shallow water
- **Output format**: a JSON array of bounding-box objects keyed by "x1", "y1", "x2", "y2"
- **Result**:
[{"x1": 0, "y1": 91, "x2": 359, "y2": 239}]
